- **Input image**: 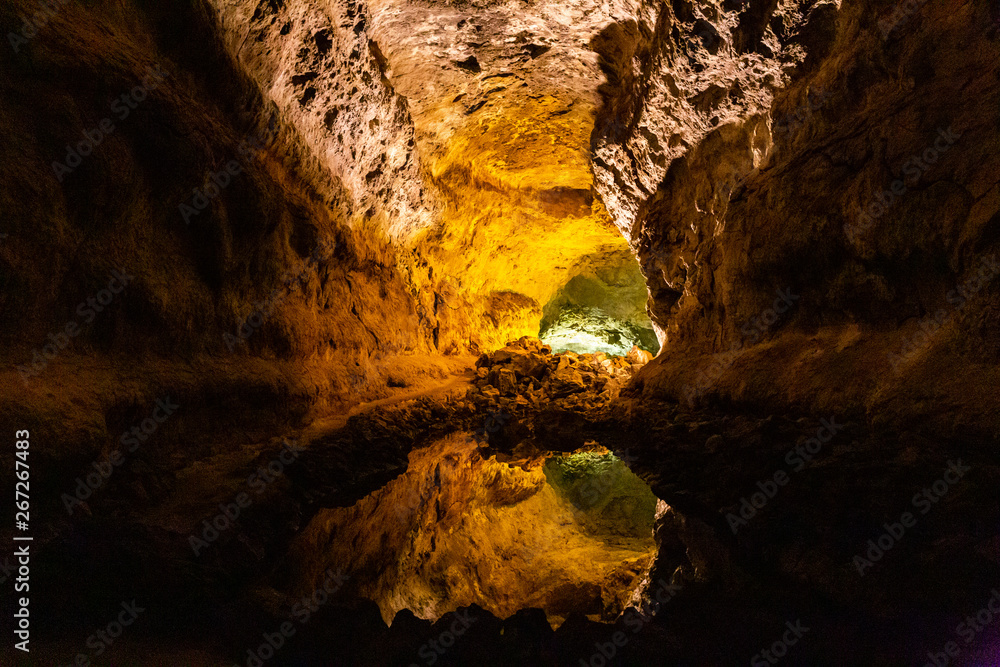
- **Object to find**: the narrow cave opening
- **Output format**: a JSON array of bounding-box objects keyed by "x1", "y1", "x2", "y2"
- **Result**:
[
  {"x1": 538, "y1": 251, "x2": 660, "y2": 357},
  {"x1": 286, "y1": 436, "x2": 658, "y2": 628}
]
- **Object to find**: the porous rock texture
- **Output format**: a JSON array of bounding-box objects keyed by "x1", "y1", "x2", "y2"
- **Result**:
[
  {"x1": 600, "y1": 0, "x2": 1000, "y2": 435},
  {"x1": 2, "y1": 0, "x2": 999, "y2": 664},
  {"x1": 0, "y1": 1, "x2": 443, "y2": 458},
  {"x1": 206, "y1": 0, "x2": 641, "y2": 353},
  {"x1": 196, "y1": 0, "x2": 1000, "y2": 436},
  {"x1": 206, "y1": 0, "x2": 435, "y2": 240}
]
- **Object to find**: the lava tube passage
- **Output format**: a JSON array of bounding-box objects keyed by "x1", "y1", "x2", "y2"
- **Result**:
[{"x1": 539, "y1": 251, "x2": 659, "y2": 357}]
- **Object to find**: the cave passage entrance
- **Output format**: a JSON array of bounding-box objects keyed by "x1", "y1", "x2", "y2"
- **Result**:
[
  {"x1": 287, "y1": 434, "x2": 658, "y2": 628},
  {"x1": 539, "y1": 250, "x2": 660, "y2": 357}
]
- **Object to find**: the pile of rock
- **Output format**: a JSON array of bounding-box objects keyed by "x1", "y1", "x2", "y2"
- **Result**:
[{"x1": 468, "y1": 337, "x2": 649, "y2": 413}]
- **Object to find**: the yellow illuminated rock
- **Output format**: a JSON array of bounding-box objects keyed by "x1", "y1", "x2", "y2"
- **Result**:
[{"x1": 286, "y1": 434, "x2": 656, "y2": 626}]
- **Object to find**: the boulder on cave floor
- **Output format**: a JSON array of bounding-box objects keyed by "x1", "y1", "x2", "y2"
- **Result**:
[{"x1": 549, "y1": 367, "x2": 588, "y2": 398}]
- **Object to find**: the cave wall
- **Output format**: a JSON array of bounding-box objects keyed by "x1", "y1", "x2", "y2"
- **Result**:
[
  {"x1": 3, "y1": 0, "x2": 996, "y2": 499},
  {"x1": 590, "y1": 0, "x2": 819, "y2": 241},
  {"x1": 205, "y1": 0, "x2": 436, "y2": 240},
  {"x1": 591, "y1": 0, "x2": 1000, "y2": 430},
  {"x1": 365, "y1": 0, "x2": 644, "y2": 350},
  {"x1": 198, "y1": 0, "x2": 642, "y2": 353},
  {"x1": 0, "y1": 0, "x2": 437, "y2": 462},
  {"x1": 6, "y1": 0, "x2": 996, "y2": 414}
]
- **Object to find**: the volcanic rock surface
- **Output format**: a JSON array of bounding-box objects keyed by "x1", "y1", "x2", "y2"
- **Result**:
[{"x1": 1, "y1": 0, "x2": 998, "y2": 664}]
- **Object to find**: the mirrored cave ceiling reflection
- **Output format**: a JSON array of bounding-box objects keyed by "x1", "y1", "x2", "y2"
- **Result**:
[{"x1": 286, "y1": 435, "x2": 659, "y2": 629}]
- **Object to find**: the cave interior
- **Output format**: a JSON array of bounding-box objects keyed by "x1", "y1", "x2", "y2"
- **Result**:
[{"x1": 2, "y1": 0, "x2": 1000, "y2": 665}]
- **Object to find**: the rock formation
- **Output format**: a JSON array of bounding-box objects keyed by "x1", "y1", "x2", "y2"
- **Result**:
[{"x1": 1, "y1": 0, "x2": 998, "y2": 664}]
